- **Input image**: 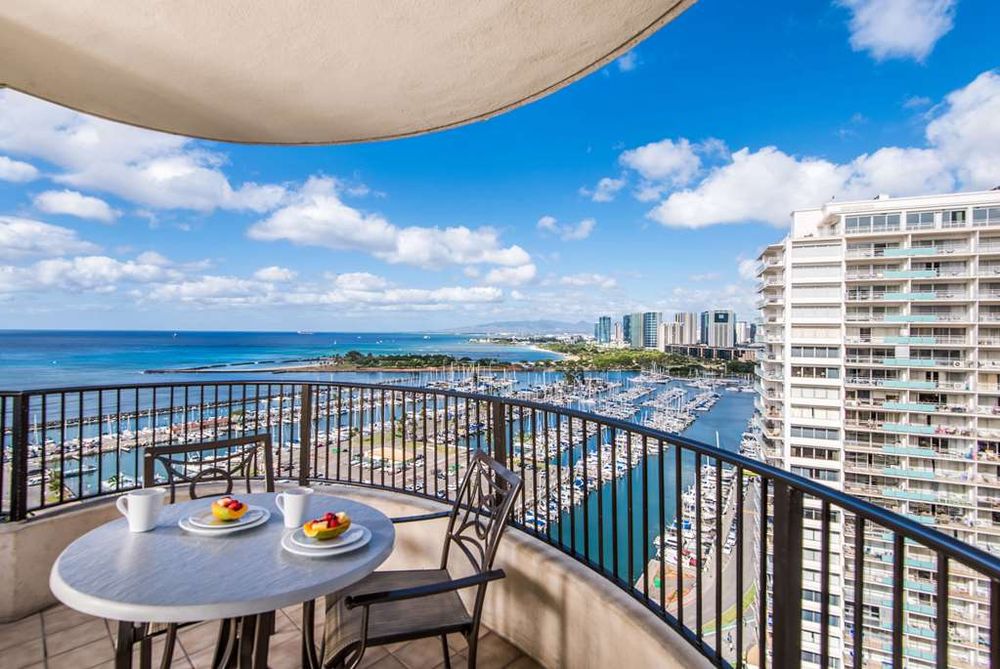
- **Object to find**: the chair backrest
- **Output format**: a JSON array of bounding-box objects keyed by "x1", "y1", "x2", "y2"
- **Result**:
[
  {"x1": 143, "y1": 433, "x2": 274, "y2": 503},
  {"x1": 439, "y1": 450, "x2": 522, "y2": 575}
]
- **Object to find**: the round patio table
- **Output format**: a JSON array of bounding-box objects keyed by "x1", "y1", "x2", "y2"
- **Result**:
[{"x1": 49, "y1": 492, "x2": 395, "y2": 668}]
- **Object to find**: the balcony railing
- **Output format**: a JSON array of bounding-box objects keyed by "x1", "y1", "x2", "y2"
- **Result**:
[{"x1": 3, "y1": 381, "x2": 1000, "y2": 668}]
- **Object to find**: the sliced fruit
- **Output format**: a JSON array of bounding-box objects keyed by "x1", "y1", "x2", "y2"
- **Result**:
[
  {"x1": 303, "y1": 511, "x2": 351, "y2": 540},
  {"x1": 212, "y1": 496, "x2": 249, "y2": 521}
]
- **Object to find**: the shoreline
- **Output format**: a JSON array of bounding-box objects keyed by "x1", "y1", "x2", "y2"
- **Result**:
[
  {"x1": 144, "y1": 341, "x2": 568, "y2": 375},
  {"x1": 143, "y1": 363, "x2": 538, "y2": 374}
]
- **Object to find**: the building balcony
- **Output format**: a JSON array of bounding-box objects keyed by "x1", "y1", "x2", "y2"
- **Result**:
[
  {"x1": 846, "y1": 334, "x2": 969, "y2": 346},
  {"x1": 3, "y1": 381, "x2": 999, "y2": 668},
  {"x1": 846, "y1": 291, "x2": 967, "y2": 302}
]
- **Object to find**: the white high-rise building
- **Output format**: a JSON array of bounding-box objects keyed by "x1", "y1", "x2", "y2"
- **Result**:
[
  {"x1": 754, "y1": 189, "x2": 1000, "y2": 669},
  {"x1": 702, "y1": 309, "x2": 736, "y2": 347},
  {"x1": 735, "y1": 320, "x2": 754, "y2": 345},
  {"x1": 659, "y1": 312, "x2": 700, "y2": 349}
]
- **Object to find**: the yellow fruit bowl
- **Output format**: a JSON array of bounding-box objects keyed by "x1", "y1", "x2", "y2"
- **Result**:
[
  {"x1": 211, "y1": 497, "x2": 249, "y2": 521},
  {"x1": 304, "y1": 512, "x2": 351, "y2": 541}
]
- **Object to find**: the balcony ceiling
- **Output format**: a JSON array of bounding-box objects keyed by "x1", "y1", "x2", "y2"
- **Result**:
[{"x1": 0, "y1": 0, "x2": 693, "y2": 144}]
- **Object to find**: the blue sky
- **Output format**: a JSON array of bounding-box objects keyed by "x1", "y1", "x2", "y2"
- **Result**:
[{"x1": 1, "y1": 0, "x2": 998, "y2": 331}]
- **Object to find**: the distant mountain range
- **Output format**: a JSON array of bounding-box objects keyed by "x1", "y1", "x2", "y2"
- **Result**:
[{"x1": 443, "y1": 320, "x2": 593, "y2": 335}]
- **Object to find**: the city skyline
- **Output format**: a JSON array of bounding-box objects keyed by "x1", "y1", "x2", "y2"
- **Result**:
[{"x1": 0, "y1": 0, "x2": 997, "y2": 333}]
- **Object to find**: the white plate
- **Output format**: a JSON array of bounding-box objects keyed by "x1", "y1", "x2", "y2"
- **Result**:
[
  {"x1": 179, "y1": 508, "x2": 270, "y2": 536},
  {"x1": 289, "y1": 524, "x2": 364, "y2": 549},
  {"x1": 187, "y1": 506, "x2": 267, "y2": 530},
  {"x1": 281, "y1": 526, "x2": 371, "y2": 558}
]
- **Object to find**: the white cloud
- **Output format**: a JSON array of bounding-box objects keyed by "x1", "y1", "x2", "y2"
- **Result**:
[
  {"x1": 249, "y1": 177, "x2": 530, "y2": 269},
  {"x1": 616, "y1": 51, "x2": 639, "y2": 72},
  {"x1": 580, "y1": 176, "x2": 626, "y2": 203},
  {"x1": 925, "y1": 71, "x2": 1000, "y2": 190},
  {"x1": 837, "y1": 0, "x2": 956, "y2": 62},
  {"x1": 903, "y1": 95, "x2": 933, "y2": 109},
  {"x1": 557, "y1": 273, "x2": 617, "y2": 289},
  {"x1": 688, "y1": 272, "x2": 720, "y2": 282},
  {"x1": 2, "y1": 255, "x2": 179, "y2": 293},
  {"x1": 0, "y1": 217, "x2": 99, "y2": 259},
  {"x1": 33, "y1": 189, "x2": 118, "y2": 223},
  {"x1": 619, "y1": 138, "x2": 701, "y2": 185},
  {"x1": 0, "y1": 155, "x2": 38, "y2": 182},
  {"x1": 624, "y1": 70, "x2": 1000, "y2": 229},
  {"x1": 135, "y1": 251, "x2": 172, "y2": 267},
  {"x1": 738, "y1": 258, "x2": 757, "y2": 280},
  {"x1": 483, "y1": 263, "x2": 537, "y2": 286},
  {"x1": 536, "y1": 215, "x2": 596, "y2": 241},
  {"x1": 0, "y1": 90, "x2": 288, "y2": 212},
  {"x1": 331, "y1": 272, "x2": 390, "y2": 291},
  {"x1": 0, "y1": 248, "x2": 505, "y2": 312},
  {"x1": 253, "y1": 266, "x2": 298, "y2": 282}
]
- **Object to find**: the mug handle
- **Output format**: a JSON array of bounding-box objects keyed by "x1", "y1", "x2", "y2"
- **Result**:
[
  {"x1": 116, "y1": 496, "x2": 129, "y2": 517},
  {"x1": 275, "y1": 493, "x2": 285, "y2": 516}
]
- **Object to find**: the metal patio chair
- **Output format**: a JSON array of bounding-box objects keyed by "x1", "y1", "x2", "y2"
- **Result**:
[
  {"x1": 114, "y1": 434, "x2": 276, "y2": 669},
  {"x1": 306, "y1": 451, "x2": 522, "y2": 669}
]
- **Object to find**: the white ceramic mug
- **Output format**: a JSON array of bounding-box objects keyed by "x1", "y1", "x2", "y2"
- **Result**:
[
  {"x1": 116, "y1": 488, "x2": 166, "y2": 532},
  {"x1": 275, "y1": 487, "x2": 314, "y2": 528}
]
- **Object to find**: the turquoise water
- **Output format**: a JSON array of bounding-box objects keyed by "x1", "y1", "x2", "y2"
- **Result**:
[
  {"x1": 0, "y1": 330, "x2": 560, "y2": 390},
  {"x1": 550, "y1": 390, "x2": 755, "y2": 582}
]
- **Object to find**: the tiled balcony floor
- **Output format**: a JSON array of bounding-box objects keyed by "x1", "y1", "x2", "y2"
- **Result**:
[{"x1": 2, "y1": 602, "x2": 541, "y2": 669}]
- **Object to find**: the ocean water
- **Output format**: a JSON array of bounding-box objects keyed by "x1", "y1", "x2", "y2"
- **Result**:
[{"x1": 0, "y1": 330, "x2": 560, "y2": 390}]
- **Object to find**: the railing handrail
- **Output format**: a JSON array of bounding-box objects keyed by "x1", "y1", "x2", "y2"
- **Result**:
[{"x1": 5, "y1": 379, "x2": 1000, "y2": 581}]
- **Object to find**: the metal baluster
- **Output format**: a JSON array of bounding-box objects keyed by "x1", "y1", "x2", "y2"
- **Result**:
[
  {"x1": 759, "y1": 478, "x2": 768, "y2": 669},
  {"x1": 892, "y1": 533, "x2": 904, "y2": 667},
  {"x1": 696, "y1": 452, "x2": 703, "y2": 642},
  {"x1": 675, "y1": 443, "x2": 684, "y2": 628},
  {"x1": 597, "y1": 422, "x2": 605, "y2": 572},
  {"x1": 736, "y1": 466, "x2": 744, "y2": 668},
  {"x1": 853, "y1": 516, "x2": 864, "y2": 669},
  {"x1": 935, "y1": 555, "x2": 948, "y2": 668},
  {"x1": 771, "y1": 482, "x2": 802, "y2": 668},
  {"x1": 626, "y1": 431, "x2": 634, "y2": 590},
  {"x1": 658, "y1": 437, "x2": 666, "y2": 615},
  {"x1": 714, "y1": 458, "x2": 722, "y2": 658},
  {"x1": 820, "y1": 500, "x2": 830, "y2": 669},
  {"x1": 642, "y1": 434, "x2": 649, "y2": 601}
]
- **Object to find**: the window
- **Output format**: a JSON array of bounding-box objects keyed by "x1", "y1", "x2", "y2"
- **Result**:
[
  {"x1": 944, "y1": 210, "x2": 967, "y2": 228},
  {"x1": 844, "y1": 213, "x2": 900, "y2": 234},
  {"x1": 791, "y1": 366, "x2": 840, "y2": 380},
  {"x1": 802, "y1": 650, "x2": 841, "y2": 668},
  {"x1": 973, "y1": 207, "x2": 1000, "y2": 226},
  {"x1": 792, "y1": 446, "x2": 841, "y2": 460},
  {"x1": 790, "y1": 406, "x2": 840, "y2": 420},
  {"x1": 802, "y1": 610, "x2": 840, "y2": 626},
  {"x1": 906, "y1": 211, "x2": 936, "y2": 230},
  {"x1": 791, "y1": 346, "x2": 840, "y2": 359},
  {"x1": 791, "y1": 466, "x2": 840, "y2": 481},
  {"x1": 790, "y1": 426, "x2": 840, "y2": 440},
  {"x1": 790, "y1": 386, "x2": 840, "y2": 400},
  {"x1": 803, "y1": 508, "x2": 840, "y2": 523}
]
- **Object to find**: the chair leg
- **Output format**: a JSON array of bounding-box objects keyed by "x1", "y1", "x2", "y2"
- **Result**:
[
  {"x1": 466, "y1": 631, "x2": 478, "y2": 669},
  {"x1": 440, "y1": 635, "x2": 451, "y2": 669}
]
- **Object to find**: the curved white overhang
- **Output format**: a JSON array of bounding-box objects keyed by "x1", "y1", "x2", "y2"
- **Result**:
[{"x1": 0, "y1": 1, "x2": 695, "y2": 144}]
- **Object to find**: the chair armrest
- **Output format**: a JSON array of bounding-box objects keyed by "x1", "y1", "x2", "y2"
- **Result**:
[
  {"x1": 344, "y1": 570, "x2": 506, "y2": 609},
  {"x1": 390, "y1": 510, "x2": 451, "y2": 524}
]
